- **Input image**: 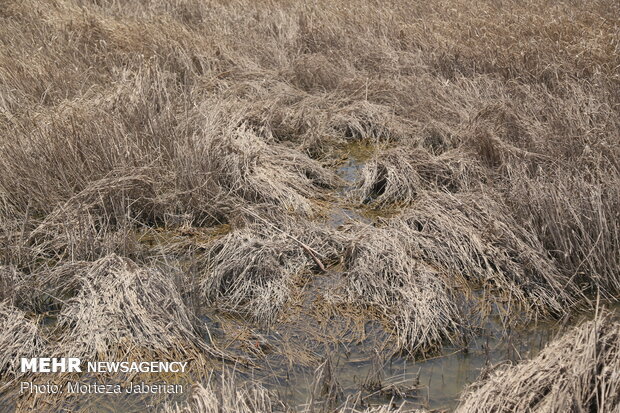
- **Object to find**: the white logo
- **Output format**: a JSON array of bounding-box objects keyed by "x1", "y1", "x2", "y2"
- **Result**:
[{"x1": 20, "y1": 358, "x2": 82, "y2": 373}]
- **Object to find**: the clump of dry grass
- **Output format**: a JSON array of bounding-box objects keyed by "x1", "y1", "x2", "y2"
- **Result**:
[
  {"x1": 165, "y1": 372, "x2": 288, "y2": 413},
  {"x1": 506, "y1": 167, "x2": 620, "y2": 296},
  {"x1": 54, "y1": 254, "x2": 209, "y2": 362},
  {"x1": 353, "y1": 149, "x2": 422, "y2": 206},
  {"x1": 391, "y1": 192, "x2": 578, "y2": 319},
  {"x1": 0, "y1": 302, "x2": 45, "y2": 380},
  {"x1": 456, "y1": 310, "x2": 620, "y2": 412},
  {"x1": 337, "y1": 223, "x2": 464, "y2": 355},
  {"x1": 200, "y1": 227, "x2": 301, "y2": 324},
  {"x1": 242, "y1": 92, "x2": 411, "y2": 159},
  {"x1": 353, "y1": 147, "x2": 483, "y2": 206},
  {"x1": 329, "y1": 101, "x2": 411, "y2": 143},
  {"x1": 22, "y1": 261, "x2": 91, "y2": 313},
  {"x1": 200, "y1": 218, "x2": 344, "y2": 323},
  {"x1": 26, "y1": 168, "x2": 162, "y2": 262},
  {"x1": 203, "y1": 126, "x2": 338, "y2": 217},
  {"x1": 336, "y1": 190, "x2": 582, "y2": 353}
]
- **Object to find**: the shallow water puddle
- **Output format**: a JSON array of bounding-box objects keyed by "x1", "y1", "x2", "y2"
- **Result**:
[
  {"x1": 245, "y1": 301, "x2": 564, "y2": 411},
  {"x1": 335, "y1": 140, "x2": 377, "y2": 186}
]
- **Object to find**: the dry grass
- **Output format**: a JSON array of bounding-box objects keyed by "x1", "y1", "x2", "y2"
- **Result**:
[
  {"x1": 1, "y1": 0, "x2": 617, "y2": 278},
  {"x1": 164, "y1": 369, "x2": 424, "y2": 413},
  {"x1": 0, "y1": 265, "x2": 24, "y2": 303},
  {"x1": 0, "y1": 0, "x2": 618, "y2": 410},
  {"x1": 200, "y1": 226, "x2": 304, "y2": 324},
  {"x1": 26, "y1": 168, "x2": 162, "y2": 262},
  {"x1": 337, "y1": 223, "x2": 464, "y2": 355},
  {"x1": 506, "y1": 167, "x2": 620, "y2": 296},
  {"x1": 353, "y1": 147, "x2": 484, "y2": 206},
  {"x1": 204, "y1": 126, "x2": 338, "y2": 217},
  {"x1": 306, "y1": 357, "x2": 344, "y2": 411},
  {"x1": 53, "y1": 254, "x2": 210, "y2": 362},
  {"x1": 164, "y1": 371, "x2": 288, "y2": 413},
  {"x1": 391, "y1": 192, "x2": 578, "y2": 319},
  {"x1": 200, "y1": 218, "x2": 344, "y2": 324},
  {"x1": 334, "y1": 190, "x2": 582, "y2": 354},
  {"x1": 456, "y1": 310, "x2": 620, "y2": 412},
  {"x1": 0, "y1": 302, "x2": 45, "y2": 382}
]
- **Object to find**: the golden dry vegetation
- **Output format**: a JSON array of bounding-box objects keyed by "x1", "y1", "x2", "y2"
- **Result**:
[{"x1": 0, "y1": 0, "x2": 619, "y2": 412}]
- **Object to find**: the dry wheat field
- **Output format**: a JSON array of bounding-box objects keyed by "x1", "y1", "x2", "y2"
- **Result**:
[{"x1": 0, "y1": 0, "x2": 619, "y2": 412}]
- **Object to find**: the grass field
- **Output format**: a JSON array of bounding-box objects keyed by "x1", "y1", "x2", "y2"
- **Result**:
[{"x1": 0, "y1": 0, "x2": 619, "y2": 411}]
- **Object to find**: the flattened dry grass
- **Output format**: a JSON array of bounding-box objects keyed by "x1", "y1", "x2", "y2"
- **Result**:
[
  {"x1": 392, "y1": 192, "x2": 577, "y2": 319},
  {"x1": 353, "y1": 147, "x2": 484, "y2": 206},
  {"x1": 54, "y1": 254, "x2": 210, "y2": 362},
  {"x1": 335, "y1": 190, "x2": 581, "y2": 354},
  {"x1": 27, "y1": 168, "x2": 162, "y2": 262},
  {"x1": 456, "y1": 310, "x2": 620, "y2": 413},
  {"x1": 203, "y1": 126, "x2": 338, "y2": 217},
  {"x1": 200, "y1": 227, "x2": 303, "y2": 324},
  {"x1": 0, "y1": 302, "x2": 45, "y2": 381},
  {"x1": 200, "y1": 218, "x2": 344, "y2": 324},
  {"x1": 339, "y1": 224, "x2": 464, "y2": 355}
]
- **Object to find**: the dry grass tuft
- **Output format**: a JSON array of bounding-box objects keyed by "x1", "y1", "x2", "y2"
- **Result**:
[
  {"x1": 353, "y1": 147, "x2": 483, "y2": 206},
  {"x1": 456, "y1": 310, "x2": 620, "y2": 412},
  {"x1": 338, "y1": 223, "x2": 464, "y2": 355},
  {"x1": 506, "y1": 167, "x2": 620, "y2": 296},
  {"x1": 200, "y1": 227, "x2": 301, "y2": 324},
  {"x1": 165, "y1": 372, "x2": 288, "y2": 413},
  {"x1": 307, "y1": 357, "x2": 344, "y2": 410},
  {"x1": 27, "y1": 168, "x2": 161, "y2": 262},
  {"x1": 391, "y1": 192, "x2": 578, "y2": 319},
  {"x1": 0, "y1": 302, "x2": 45, "y2": 381},
  {"x1": 200, "y1": 220, "x2": 343, "y2": 323},
  {"x1": 336, "y1": 190, "x2": 586, "y2": 353},
  {"x1": 204, "y1": 126, "x2": 338, "y2": 217},
  {"x1": 54, "y1": 254, "x2": 209, "y2": 362}
]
